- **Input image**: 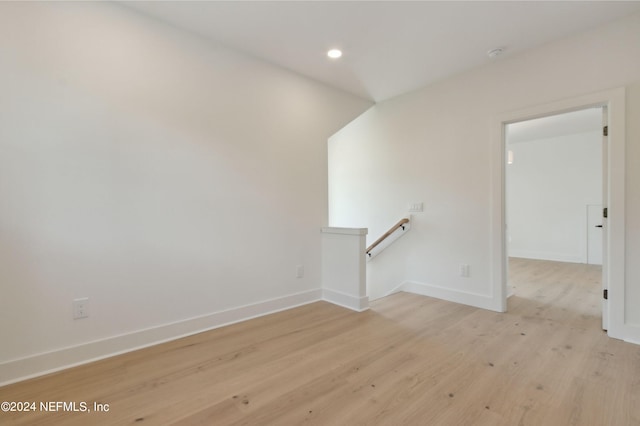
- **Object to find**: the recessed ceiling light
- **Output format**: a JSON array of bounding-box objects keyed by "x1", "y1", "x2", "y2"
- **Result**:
[
  {"x1": 327, "y1": 49, "x2": 342, "y2": 59},
  {"x1": 487, "y1": 47, "x2": 504, "y2": 58}
]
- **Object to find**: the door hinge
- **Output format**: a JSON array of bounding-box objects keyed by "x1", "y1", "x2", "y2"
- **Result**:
[
  {"x1": 603, "y1": 207, "x2": 608, "y2": 218},
  {"x1": 603, "y1": 126, "x2": 608, "y2": 136},
  {"x1": 603, "y1": 289, "x2": 608, "y2": 300}
]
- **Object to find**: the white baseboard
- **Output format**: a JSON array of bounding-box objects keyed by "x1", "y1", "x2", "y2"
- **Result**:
[
  {"x1": 400, "y1": 280, "x2": 498, "y2": 312},
  {"x1": 624, "y1": 337, "x2": 640, "y2": 346},
  {"x1": 0, "y1": 289, "x2": 323, "y2": 387},
  {"x1": 322, "y1": 288, "x2": 369, "y2": 312},
  {"x1": 367, "y1": 282, "x2": 404, "y2": 301}
]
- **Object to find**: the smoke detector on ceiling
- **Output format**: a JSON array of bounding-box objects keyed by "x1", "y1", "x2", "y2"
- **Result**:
[{"x1": 487, "y1": 47, "x2": 504, "y2": 58}]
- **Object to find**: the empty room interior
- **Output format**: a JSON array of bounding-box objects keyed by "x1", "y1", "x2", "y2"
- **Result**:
[{"x1": 1, "y1": 2, "x2": 640, "y2": 425}]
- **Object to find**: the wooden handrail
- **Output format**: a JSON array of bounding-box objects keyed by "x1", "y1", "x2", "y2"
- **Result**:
[{"x1": 366, "y1": 218, "x2": 410, "y2": 255}]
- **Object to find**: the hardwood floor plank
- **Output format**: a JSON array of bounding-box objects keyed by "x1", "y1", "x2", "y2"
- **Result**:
[{"x1": 1, "y1": 258, "x2": 639, "y2": 425}]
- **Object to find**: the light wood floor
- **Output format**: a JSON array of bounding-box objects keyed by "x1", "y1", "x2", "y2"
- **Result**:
[{"x1": 2, "y1": 258, "x2": 639, "y2": 425}]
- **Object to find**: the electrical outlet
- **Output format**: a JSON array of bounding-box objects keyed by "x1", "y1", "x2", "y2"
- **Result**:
[
  {"x1": 460, "y1": 264, "x2": 470, "y2": 278},
  {"x1": 73, "y1": 298, "x2": 89, "y2": 319},
  {"x1": 296, "y1": 265, "x2": 304, "y2": 278}
]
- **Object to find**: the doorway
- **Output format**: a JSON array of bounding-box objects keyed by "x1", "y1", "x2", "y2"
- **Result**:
[
  {"x1": 492, "y1": 87, "x2": 626, "y2": 339},
  {"x1": 505, "y1": 107, "x2": 604, "y2": 326}
]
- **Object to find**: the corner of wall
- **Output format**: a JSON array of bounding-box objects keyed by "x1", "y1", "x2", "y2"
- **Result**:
[{"x1": 322, "y1": 288, "x2": 369, "y2": 312}]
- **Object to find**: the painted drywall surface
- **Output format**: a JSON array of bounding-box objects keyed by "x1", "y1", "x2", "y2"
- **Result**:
[
  {"x1": 626, "y1": 81, "x2": 640, "y2": 326},
  {"x1": 321, "y1": 228, "x2": 368, "y2": 311},
  {"x1": 0, "y1": 2, "x2": 371, "y2": 366},
  {"x1": 329, "y1": 12, "x2": 640, "y2": 307},
  {"x1": 506, "y1": 131, "x2": 602, "y2": 263}
]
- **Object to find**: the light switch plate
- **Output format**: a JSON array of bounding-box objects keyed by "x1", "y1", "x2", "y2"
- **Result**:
[{"x1": 408, "y1": 202, "x2": 423, "y2": 212}]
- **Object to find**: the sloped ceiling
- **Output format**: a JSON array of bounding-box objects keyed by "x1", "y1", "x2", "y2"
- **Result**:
[{"x1": 124, "y1": 1, "x2": 640, "y2": 102}]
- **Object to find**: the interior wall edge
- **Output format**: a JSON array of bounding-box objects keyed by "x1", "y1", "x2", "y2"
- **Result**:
[{"x1": 322, "y1": 288, "x2": 369, "y2": 312}]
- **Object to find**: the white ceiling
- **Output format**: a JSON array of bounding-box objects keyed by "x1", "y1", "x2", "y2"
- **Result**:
[{"x1": 123, "y1": 1, "x2": 640, "y2": 102}]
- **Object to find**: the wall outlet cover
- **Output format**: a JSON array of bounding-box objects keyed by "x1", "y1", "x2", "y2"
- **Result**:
[{"x1": 73, "y1": 298, "x2": 89, "y2": 319}]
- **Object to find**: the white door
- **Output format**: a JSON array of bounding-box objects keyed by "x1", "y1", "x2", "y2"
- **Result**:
[
  {"x1": 587, "y1": 204, "x2": 603, "y2": 265},
  {"x1": 601, "y1": 107, "x2": 608, "y2": 331}
]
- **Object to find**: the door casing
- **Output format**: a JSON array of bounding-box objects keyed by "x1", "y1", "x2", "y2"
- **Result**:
[{"x1": 491, "y1": 87, "x2": 625, "y2": 340}]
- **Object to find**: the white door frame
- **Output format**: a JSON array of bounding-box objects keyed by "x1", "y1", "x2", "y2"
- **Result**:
[{"x1": 491, "y1": 87, "x2": 626, "y2": 340}]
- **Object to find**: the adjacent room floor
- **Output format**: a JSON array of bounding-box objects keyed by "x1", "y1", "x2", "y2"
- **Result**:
[{"x1": 1, "y1": 258, "x2": 639, "y2": 425}]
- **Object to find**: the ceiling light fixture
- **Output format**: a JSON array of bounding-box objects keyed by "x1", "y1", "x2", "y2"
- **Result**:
[
  {"x1": 487, "y1": 47, "x2": 504, "y2": 59},
  {"x1": 327, "y1": 49, "x2": 342, "y2": 59}
]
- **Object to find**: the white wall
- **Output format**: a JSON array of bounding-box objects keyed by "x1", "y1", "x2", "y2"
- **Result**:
[
  {"x1": 0, "y1": 2, "x2": 371, "y2": 383},
  {"x1": 329, "y1": 13, "x2": 640, "y2": 316},
  {"x1": 321, "y1": 227, "x2": 369, "y2": 311},
  {"x1": 506, "y1": 131, "x2": 602, "y2": 263},
  {"x1": 626, "y1": 81, "x2": 640, "y2": 328}
]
